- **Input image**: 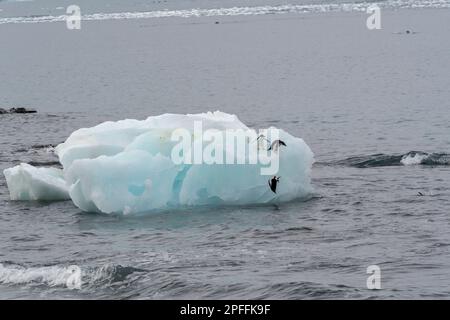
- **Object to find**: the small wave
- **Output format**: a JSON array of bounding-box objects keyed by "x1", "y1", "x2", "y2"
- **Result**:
[
  {"x1": 256, "y1": 281, "x2": 360, "y2": 299},
  {"x1": 333, "y1": 154, "x2": 404, "y2": 168},
  {"x1": 31, "y1": 144, "x2": 56, "y2": 150},
  {"x1": 1, "y1": 0, "x2": 449, "y2": 24},
  {"x1": 0, "y1": 263, "x2": 75, "y2": 287},
  {"x1": 27, "y1": 160, "x2": 61, "y2": 167},
  {"x1": 403, "y1": 152, "x2": 450, "y2": 166},
  {"x1": 400, "y1": 151, "x2": 430, "y2": 165},
  {"x1": 329, "y1": 151, "x2": 450, "y2": 168},
  {"x1": 0, "y1": 263, "x2": 145, "y2": 289}
]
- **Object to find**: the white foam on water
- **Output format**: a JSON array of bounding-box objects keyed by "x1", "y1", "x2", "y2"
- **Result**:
[
  {"x1": 46, "y1": 146, "x2": 55, "y2": 154},
  {"x1": 401, "y1": 153, "x2": 429, "y2": 165},
  {"x1": 0, "y1": 263, "x2": 74, "y2": 287},
  {"x1": 0, "y1": 263, "x2": 138, "y2": 289},
  {"x1": 0, "y1": 0, "x2": 449, "y2": 24}
]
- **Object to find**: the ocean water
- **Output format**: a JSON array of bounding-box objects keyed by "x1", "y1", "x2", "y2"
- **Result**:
[
  {"x1": 1, "y1": 0, "x2": 450, "y2": 23},
  {"x1": 0, "y1": 1, "x2": 450, "y2": 299}
]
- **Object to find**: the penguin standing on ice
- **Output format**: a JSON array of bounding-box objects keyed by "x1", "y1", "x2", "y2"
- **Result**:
[
  {"x1": 255, "y1": 134, "x2": 270, "y2": 150},
  {"x1": 256, "y1": 134, "x2": 268, "y2": 142},
  {"x1": 268, "y1": 176, "x2": 280, "y2": 193}
]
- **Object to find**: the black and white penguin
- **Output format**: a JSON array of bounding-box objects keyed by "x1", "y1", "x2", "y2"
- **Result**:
[
  {"x1": 268, "y1": 176, "x2": 280, "y2": 193},
  {"x1": 268, "y1": 139, "x2": 287, "y2": 151},
  {"x1": 255, "y1": 134, "x2": 270, "y2": 150}
]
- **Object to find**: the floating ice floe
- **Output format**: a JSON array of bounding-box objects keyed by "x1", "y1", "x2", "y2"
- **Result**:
[
  {"x1": 3, "y1": 111, "x2": 314, "y2": 214},
  {"x1": 3, "y1": 163, "x2": 70, "y2": 201}
]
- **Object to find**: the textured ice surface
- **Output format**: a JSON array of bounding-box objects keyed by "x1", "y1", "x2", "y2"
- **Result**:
[
  {"x1": 3, "y1": 111, "x2": 314, "y2": 214},
  {"x1": 3, "y1": 163, "x2": 70, "y2": 201}
]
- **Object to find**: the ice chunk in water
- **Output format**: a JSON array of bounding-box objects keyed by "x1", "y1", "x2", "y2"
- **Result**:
[
  {"x1": 3, "y1": 163, "x2": 70, "y2": 201},
  {"x1": 3, "y1": 111, "x2": 314, "y2": 214}
]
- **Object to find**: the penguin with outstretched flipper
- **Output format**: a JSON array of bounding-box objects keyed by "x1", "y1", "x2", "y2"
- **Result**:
[{"x1": 268, "y1": 140, "x2": 287, "y2": 151}]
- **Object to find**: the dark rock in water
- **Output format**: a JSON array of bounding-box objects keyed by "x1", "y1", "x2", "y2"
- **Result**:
[
  {"x1": 7, "y1": 107, "x2": 37, "y2": 114},
  {"x1": 0, "y1": 107, "x2": 37, "y2": 114}
]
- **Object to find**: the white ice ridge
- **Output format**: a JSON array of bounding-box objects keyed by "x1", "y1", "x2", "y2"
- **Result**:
[{"x1": 3, "y1": 111, "x2": 314, "y2": 214}]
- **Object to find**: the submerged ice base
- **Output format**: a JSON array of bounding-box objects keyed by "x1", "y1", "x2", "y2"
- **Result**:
[{"x1": 3, "y1": 111, "x2": 314, "y2": 214}]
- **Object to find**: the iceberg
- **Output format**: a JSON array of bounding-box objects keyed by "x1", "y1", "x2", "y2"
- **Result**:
[
  {"x1": 3, "y1": 163, "x2": 70, "y2": 201},
  {"x1": 3, "y1": 111, "x2": 314, "y2": 214}
]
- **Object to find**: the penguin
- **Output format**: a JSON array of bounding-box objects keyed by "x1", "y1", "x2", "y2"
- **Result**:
[
  {"x1": 255, "y1": 134, "x2": 270, "y2": 150},
  {"x1": 268, "y1": 176, "x2": 280, "y2": 193},
  {"x1": 268, "y1": 139, "x2": 287, "y2": 151},
  {"x1": 256, "y1": 134, "x2": 269, "y2": 142}
]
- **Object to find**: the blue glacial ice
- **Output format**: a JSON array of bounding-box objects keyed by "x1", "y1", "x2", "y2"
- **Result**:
[{"x1": 3, "y1": 111, "x2": 314, "y2": 214}]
